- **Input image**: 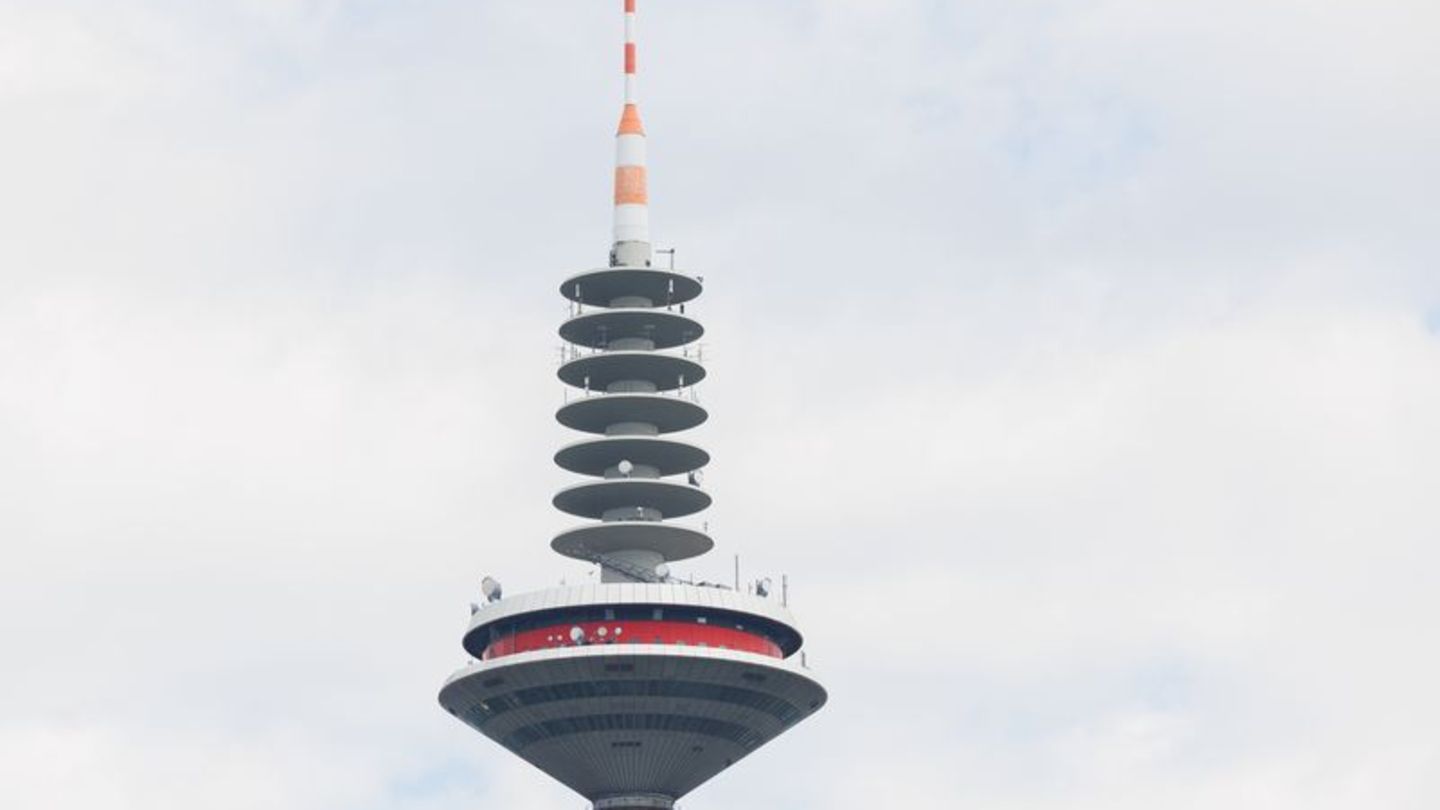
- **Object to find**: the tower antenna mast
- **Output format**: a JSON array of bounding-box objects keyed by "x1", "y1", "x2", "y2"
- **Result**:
[{"x1": 610, "y1": 0, "x2": 651, "y2": 269}]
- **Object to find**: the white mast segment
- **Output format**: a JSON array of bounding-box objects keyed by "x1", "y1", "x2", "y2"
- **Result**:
[{"x1": 611, "y1": 0, "x2": 651, "y2": 267}]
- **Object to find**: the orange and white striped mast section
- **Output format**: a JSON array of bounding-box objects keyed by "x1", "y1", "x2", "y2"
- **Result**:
[{"x1": 610, "y1": 0, "x2": 652, "y2": 268}]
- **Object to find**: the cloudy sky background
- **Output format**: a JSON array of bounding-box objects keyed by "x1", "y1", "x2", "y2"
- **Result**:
[{"x1": 3, "y1": 0, "x2": 1438, "y2": 807}]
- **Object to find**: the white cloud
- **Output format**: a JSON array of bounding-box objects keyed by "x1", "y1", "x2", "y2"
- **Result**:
[{"x1": 2, "y1": 1, "x2": 1437, "y2": 808}]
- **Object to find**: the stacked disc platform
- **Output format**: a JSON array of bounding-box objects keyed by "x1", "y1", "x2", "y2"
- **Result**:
[{"x1": 552, "y1": 265, "x2": 713, "y2": 582}]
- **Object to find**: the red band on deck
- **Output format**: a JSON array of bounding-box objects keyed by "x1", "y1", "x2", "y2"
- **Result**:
[{"x1": 483, "y1": 619, "x2": 783, "y2": 660}]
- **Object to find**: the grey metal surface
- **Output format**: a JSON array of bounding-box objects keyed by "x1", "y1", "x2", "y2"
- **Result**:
[
  {"x1": 593, "y1": 796, "x2": 674, "y2": 810},
  {"x1": 552, "y1": 479, "x2": 711, "y2": 520},
  {"x1": 552, "y1": 522, "x2": 714, "y2": 563},
  {"x1": 556, "y1": 395, "x2": 708, "y2": 435},
  {"x1": 560, "y1": 309, "x2": 704, "y2": 350},
  {"x1": 439, "y1": 648, "x2": 827, "y2": 803},
  {"x1": 554, "y1": 437, "x2": 709, "y2": 477},
  {"x1": 559, "y1": 352, "x2": 706, "y2": 392},
  {"x1": 560, "y1": 268, "x2": 703, "y2": 307}
]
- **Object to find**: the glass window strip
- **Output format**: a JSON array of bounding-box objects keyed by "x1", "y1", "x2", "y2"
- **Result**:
[{"x1": 462, "y1": 678, "x2": 804, "y2": 728}]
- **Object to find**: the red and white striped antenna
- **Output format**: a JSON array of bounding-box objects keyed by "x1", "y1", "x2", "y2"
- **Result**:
[{"x1": 610, "y1": 0, "x2": 651, "y2": 268}]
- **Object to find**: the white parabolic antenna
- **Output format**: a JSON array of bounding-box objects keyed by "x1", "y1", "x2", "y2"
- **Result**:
[{"x1": 481, "y1": 576, "x2": 503, "y2": 603}]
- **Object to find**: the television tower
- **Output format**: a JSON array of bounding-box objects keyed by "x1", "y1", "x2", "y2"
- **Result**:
[{"x1": 438, "y1": 3, "x2": 827, "y2": 809}]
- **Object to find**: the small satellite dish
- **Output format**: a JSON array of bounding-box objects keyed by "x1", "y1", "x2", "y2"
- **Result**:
[
  {"x1": 569, "y1": 626, "x2": 586, "y2": 644},
  {"x1": 756, "y1": 577, "x2": 773, "y2": 598},
  {"x1": 687, "y1": 469, "x2": 704, "y2": 487},
  {"x1": 655, "y1": 563, "x2": 671, "y2": 580},
  {"x1": 469, "y1": 602, "x2": 480, "y2": 616},
  {"x1": 481, "y1": 576, "x2": 503, "y2": 603},
  {"x1": 618, "y1": 459, "x2": 634, "y2": 476}
]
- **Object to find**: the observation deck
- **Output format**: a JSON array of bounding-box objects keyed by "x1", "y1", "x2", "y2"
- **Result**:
[{"x1": 439, "y1": 584, "x2": 827, "y2": 806}]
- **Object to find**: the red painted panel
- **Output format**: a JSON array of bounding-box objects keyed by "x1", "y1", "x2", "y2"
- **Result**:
[{"x1": 482, "y1": 619, "x2": 781, "y2": 660}]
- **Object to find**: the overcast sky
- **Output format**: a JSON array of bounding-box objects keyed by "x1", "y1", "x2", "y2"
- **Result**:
[{"x1": 3, "y1": 1, "x2": 1439, "y2": 808}]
